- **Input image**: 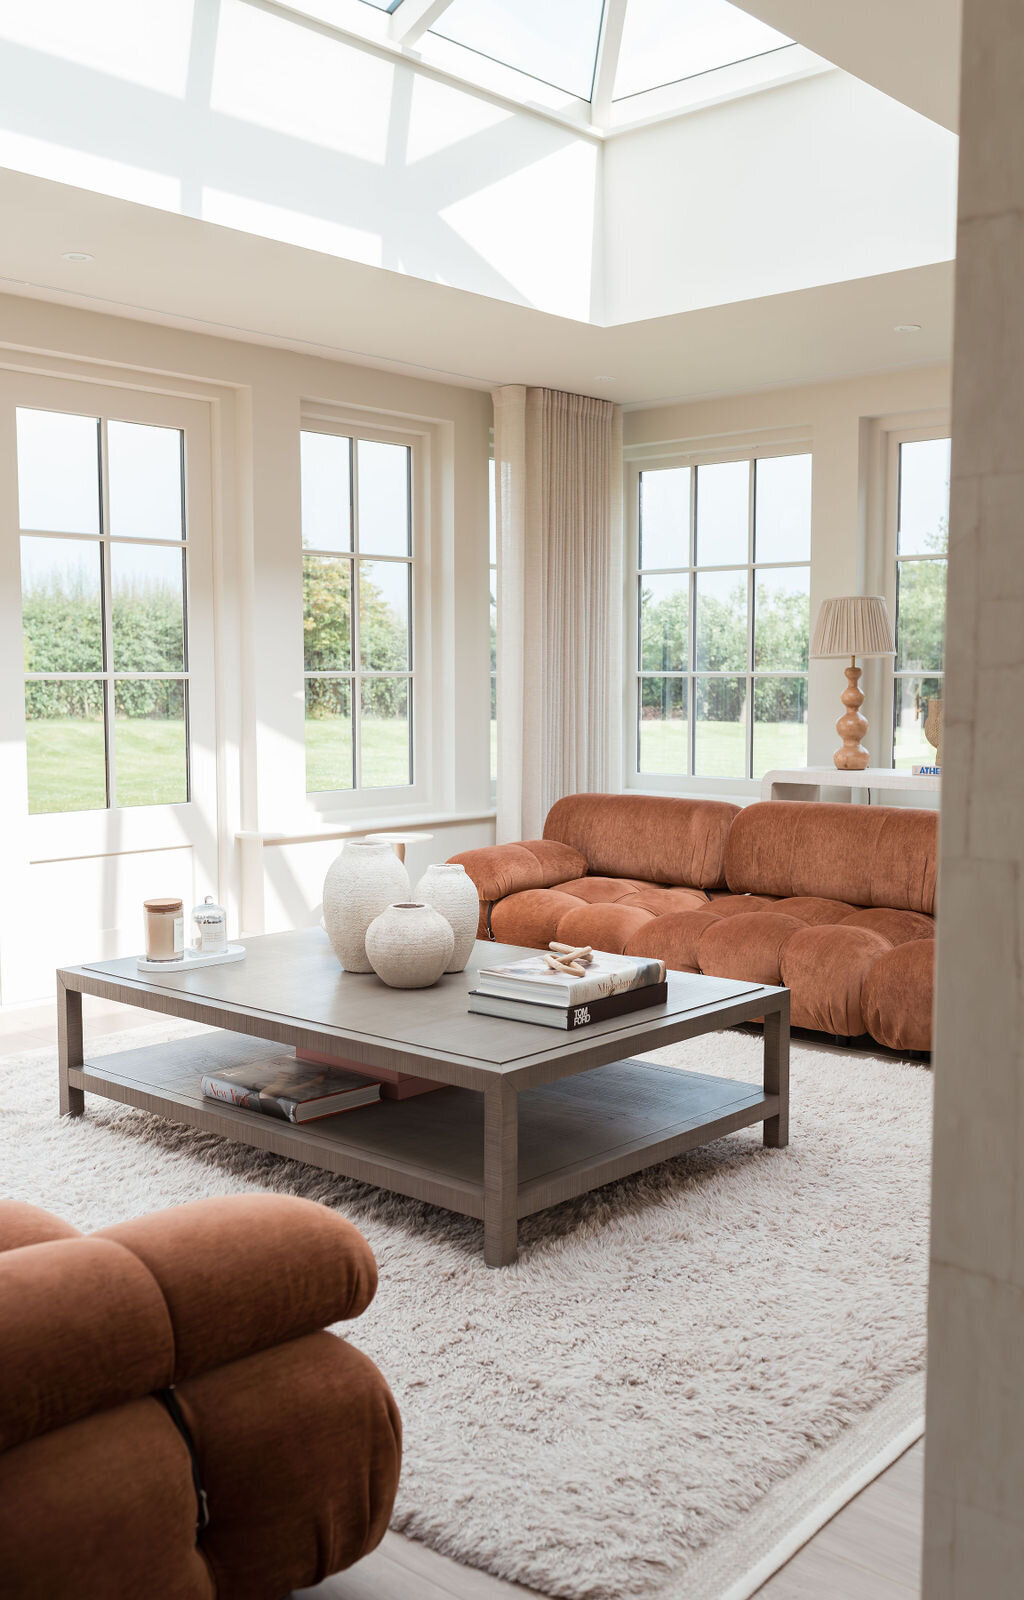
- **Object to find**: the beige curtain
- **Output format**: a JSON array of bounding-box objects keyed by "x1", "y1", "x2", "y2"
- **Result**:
[{"x1": 493, "y1": 385, "x2": 623, "y2": 841}]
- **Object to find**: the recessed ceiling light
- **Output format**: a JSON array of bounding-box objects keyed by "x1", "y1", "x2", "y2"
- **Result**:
[
  {"x1": 894, "y1": 323, "x2": 922, "y2": 334},
  {"x1": 62, "y1": 251, "x2": 93, "y2": 262},
  {"x1": 594, "y1": 374, "x2": 616, "y2": 382}
]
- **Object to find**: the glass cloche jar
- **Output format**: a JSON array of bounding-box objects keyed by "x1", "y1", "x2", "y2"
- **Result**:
[{"x1": 191, "y1": 894, "x2": 227, "y2": 955}]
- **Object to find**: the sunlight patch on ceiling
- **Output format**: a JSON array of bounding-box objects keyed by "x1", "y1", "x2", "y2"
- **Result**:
[
  {"x1": 202, "y1": 188, "x2": 384, "y2": 265},
  {"x1": 211, "y1": 0, "x2": 397, "y2": 164},
  {"x1": 406, "y1": 72, "x2": 512, "y2": 163},
  {"x1": 0, "y1": 0, "x2": 197, "y2": 96}
]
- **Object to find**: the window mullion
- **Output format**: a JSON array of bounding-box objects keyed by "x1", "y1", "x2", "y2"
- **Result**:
[
  {"x1": 99, "y1": 417, "x2": 115, "y2": 811},
  {"x1": 350, "y1": 437, "x2": 362, "y2": 793}
]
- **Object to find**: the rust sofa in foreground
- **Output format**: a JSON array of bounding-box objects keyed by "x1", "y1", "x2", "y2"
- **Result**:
[
  {"x1": 451, "y1": 792, "x2": 937, "y2": 1052},
  {"x1": 0, "y1": 1193, "x2": 401, "y2": 1600}
]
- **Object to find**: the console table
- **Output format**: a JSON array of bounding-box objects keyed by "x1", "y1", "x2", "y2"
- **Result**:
[{"x1": 761, "y1": 766, "x2": 941, "y2": 803}]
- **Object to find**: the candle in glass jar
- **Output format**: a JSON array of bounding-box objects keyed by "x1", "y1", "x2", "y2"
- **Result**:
[{"x1": 144, "y1": 898, "x2": 185, "y2": 962}]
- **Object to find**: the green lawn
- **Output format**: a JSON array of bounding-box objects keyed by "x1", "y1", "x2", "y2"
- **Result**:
[
  {"x1": 305, "y1": 716, "x2": 411, "y2": 791},
  {"x1": 26, "y1": 717, "x2": 187, "y2": 813},
  {"x1": 639, "y1": 719, "x2": 808, "y2": 779}
]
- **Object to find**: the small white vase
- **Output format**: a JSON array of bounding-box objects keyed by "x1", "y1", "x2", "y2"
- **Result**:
[
  {"x1": 322, "y1": 842, "x2": 410, "y2": 973},
  {"x1": 365, "y1": 902, "x2": 455, "y2": 989},
  {"x1": 415, "y1": 862, "x2": 479, "y2": 973}
]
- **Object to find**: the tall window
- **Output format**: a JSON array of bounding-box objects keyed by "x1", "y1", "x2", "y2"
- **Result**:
[
  {"x1": 892, "y1": 437, "x2": 950, "y2": 769},
  {"x1": 635, "y1": 453, "x2": 811, "y2": 782},
  {"x1": 301, "y1": 429, "x2": 413, "y2": 793},
  {"x1": 18, "y1": 408, "x2": 189, "y2": 815},
  {"x1": 488, "y1": 452, "x2": 497, "y2": 784}
]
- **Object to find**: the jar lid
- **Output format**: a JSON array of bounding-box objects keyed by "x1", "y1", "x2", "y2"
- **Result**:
[
  {"x1": 145, "y1": 898, "x2": 183, "y2": 912},
  {"x1": 193, "y1": 893, "x2": 226, "y2": 922}
]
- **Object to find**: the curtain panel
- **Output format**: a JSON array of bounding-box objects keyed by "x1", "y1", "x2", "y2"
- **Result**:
[{"x1": 493, "y1": 385, "x2": 623, "y2": 841}]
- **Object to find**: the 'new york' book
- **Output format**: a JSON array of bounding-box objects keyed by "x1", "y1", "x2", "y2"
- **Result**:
[{"x1": 201, "y1": 1058, "x2": 380, "y2": 1123}]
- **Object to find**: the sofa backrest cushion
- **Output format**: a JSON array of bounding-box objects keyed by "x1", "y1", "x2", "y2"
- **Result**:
[
  {"x1": 543, "y1": 793, "x2": 739, "y2": 890},
  {"x1": 724, "y1": 801, "x2": 938, "y2": 915}
]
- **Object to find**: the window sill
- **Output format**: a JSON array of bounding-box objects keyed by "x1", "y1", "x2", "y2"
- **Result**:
[{"x1": 236, "y1": 808, "x2": 496, "y2": 847}]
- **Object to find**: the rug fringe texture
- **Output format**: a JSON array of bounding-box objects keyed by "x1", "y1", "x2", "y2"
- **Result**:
[{"x1": 0, "y1": 1021, "x2": 932, "y2": 1600}]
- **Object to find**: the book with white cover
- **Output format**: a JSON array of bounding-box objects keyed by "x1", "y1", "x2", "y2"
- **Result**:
[{"x1": 474, "y1": 950, "x2": 666, "y2": 1006}]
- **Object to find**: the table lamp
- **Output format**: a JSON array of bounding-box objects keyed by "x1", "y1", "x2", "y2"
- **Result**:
[{"x1": 810, "y1": 596, "x2": 896, "y2": 770}]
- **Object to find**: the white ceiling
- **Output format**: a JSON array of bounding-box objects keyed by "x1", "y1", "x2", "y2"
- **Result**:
[
  {"x1": 0, "y1": 165, "x2": 953, "y2": 407},
  {"x1": 731, "y1": 0, "x2": 961, "y2": 128}
]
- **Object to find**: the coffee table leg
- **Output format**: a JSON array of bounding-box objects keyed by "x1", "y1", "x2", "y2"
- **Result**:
[
  {"x1": 763, "y1": 994, "x2": 790, "y2": 1148},
  {"x1": 58, "y1": 977, "x2": 85, "y2": 1117},
  {"x1": 483, "y1": 1078, "x2": 518, "y2": 1267}
]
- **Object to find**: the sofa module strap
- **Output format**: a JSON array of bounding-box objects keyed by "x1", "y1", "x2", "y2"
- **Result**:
[{"x1": 156, "y1": 1385, "x2": 210, "y2": 1537}]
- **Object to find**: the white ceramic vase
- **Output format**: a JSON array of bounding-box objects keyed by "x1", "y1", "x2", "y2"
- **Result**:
[
  {"x1": 365, "y1": 901, "x2": 455, "y2": 989},
  {"x1": 415, "y1": 862, "x2": 479, "y2": 973},
  {"x1": 322, "y1": 841, "x2": 410, "y2": 973}
]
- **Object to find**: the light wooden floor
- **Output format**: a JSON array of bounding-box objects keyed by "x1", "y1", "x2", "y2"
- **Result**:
[{"x1": 3, "y1": 999, "x2": 924, "y2": 1600}]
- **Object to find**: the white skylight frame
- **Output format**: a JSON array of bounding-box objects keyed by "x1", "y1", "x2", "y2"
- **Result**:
[{"x1": 267, "y1": 0, "x2": 832, "y2": 136}]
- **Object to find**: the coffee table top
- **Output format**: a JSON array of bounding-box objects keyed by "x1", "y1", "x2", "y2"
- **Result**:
[{"x1": 67, "y1": 930, "x2": 785, "y2": 1089}]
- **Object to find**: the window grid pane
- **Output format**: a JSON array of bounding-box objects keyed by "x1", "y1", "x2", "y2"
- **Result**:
[
  {"x1": 636, "y1": 452, "x2": 810, "y2": 782},
  {"x1": 891, "y1": 437, "x2": 950, "y2": 763},
  {"x1": 302, "y1": 428, "x2": 414, "y2": 794},
  {"x1": 18, "y1": 409, "x2": 192, "y2": 816}
]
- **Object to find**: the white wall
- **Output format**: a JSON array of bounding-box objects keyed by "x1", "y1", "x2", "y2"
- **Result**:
[
  {"x1": 604, "y1": 71, "x2": 958, "y2": 324},
  {"x1": 0, "y1": 291, "x2": 494, "y2": 1003},
  {"x1": 624, "y1": 363, "x2": 952, "y2": 797}
]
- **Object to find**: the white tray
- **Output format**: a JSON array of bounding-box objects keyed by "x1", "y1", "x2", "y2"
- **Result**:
[{"x1": 136, "y1": 943, "x2": 246, "y2": 973}]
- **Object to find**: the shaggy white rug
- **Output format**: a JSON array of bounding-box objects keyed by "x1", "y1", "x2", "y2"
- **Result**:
[{"x1": 0, "y1": 1022, "x2": 931, "y2": 1600}]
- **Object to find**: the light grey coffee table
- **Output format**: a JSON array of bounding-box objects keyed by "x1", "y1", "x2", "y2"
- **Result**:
[{"x1": 58, "y1": 931, "x2": 790, "y2": 1266}]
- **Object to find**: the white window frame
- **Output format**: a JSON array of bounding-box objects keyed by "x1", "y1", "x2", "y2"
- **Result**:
[
  {"x1": 300, "y1": 406, "x2": 435, "y2": 818},
  {"x1": 624, "y1": 435, "x2": 812, "y2": 798},
  {"x1": 0, "y1": 370, "x2": 218, "y2": 865},
  {"x1": 882, "y1": 423, "x2": 951, "y2": 768}
]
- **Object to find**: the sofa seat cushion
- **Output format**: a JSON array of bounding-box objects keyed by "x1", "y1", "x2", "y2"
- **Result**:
[
  {"x1": 780, "y1": 925, "x2": 894, "y2": 1036},
  {"x1": 861, "y1": 940, "x2": 935, "y2": 1052},
  {"x1": 697, "y1": 913, "x2": 806, "y2": 986},
  {"x1": 840, "y1": 907, "x2": 935, "y2": 945},
  {"x1": 490, "y1": 890, "x2": 584, "y2": 948},
  {"x1": 554, "y1": 903, "x2": 654, "y2": 954},
  {"x1": 705, "y1": 893, "x2": 778, "y2": 916},
  {"x1": 771, "y1": 896, "x2": 857, "y2": 926},
  {"x1": 624, "y1": 911, "x2": 722, "y2": 972},
  {"x1": 552, "y1": 877, "x2": 708, "y2": 914}
]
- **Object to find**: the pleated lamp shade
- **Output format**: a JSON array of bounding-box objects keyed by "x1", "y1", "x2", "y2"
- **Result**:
[{"x1": 810, "y1": 595, "x2": 895, "y2": 659}]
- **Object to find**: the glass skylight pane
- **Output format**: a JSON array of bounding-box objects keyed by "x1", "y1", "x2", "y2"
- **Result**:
[
  {"x1": 357, "y1": 1, "x2": 399, "y2": 10},
  {"x1": 614, "y1": 0, "x2": 791, "y2": 102},
  {"x1": 432, "y1": 0, "x2": 606, "y2": 101}
]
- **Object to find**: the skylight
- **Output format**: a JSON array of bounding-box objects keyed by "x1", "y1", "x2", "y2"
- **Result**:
[
  {"x1": 430, "y1": 0, "x2": 607, "y2": 102},
  {"x1": 613, "y1": 0, "x2": 792, "y2": 102}
]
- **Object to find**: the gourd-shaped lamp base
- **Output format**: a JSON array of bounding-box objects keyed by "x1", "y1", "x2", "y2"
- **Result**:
[{"x1": 833, "y1": 659, "x2": 870, "y2": 771}]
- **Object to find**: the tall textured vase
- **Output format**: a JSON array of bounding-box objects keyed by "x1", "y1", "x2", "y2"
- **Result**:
[
  {"x1": 322, "y1": 841, "x2": 410, "y2": 973},
  {"x1": 415, "y1": 863, "x2": 479, "y2": 973}
]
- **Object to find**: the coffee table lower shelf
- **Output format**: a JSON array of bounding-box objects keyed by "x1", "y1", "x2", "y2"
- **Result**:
[{"x1": 68, "y1": 1032, "x2": 781, "y2": 1264}]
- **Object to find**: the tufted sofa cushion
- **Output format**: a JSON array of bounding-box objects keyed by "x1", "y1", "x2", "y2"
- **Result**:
[
  {"x1": 724, "y1": 801, "x2": 938, "y2": 914},
  {"x1": 543, "y1": 793, "x2": 738, "y2": 888}
]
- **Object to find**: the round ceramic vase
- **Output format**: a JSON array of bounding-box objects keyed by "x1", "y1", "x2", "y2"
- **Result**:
[
  {"x1": 322, "y1": 841, "x2": 410, "y2": 973},
  {"x1": 415, "y1": 862, "x2": 479, "y2": 973},
  {"x1": 365, "y1": 902, "x2": 455, "y2": 989}
]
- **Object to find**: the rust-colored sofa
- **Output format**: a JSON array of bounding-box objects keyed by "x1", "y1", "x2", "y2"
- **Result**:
[
  {"x1": 451, "y1": 793, "x2": 937, "y2": 1052},
  {"x1": 0, "y1": 1192, "x2": 401, "y2": 1600}
]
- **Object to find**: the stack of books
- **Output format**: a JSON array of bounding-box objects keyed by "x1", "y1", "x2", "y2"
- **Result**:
[{"x1": 469, "y1": 949, "x2": 668, "y2": 1030}]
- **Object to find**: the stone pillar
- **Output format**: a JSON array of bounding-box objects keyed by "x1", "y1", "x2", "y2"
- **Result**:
[{"x1": 924, "y1": 1, "x2": 1024, "y2": 1594}]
